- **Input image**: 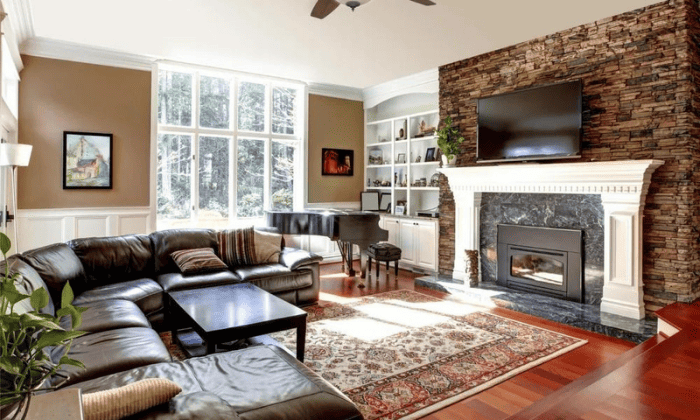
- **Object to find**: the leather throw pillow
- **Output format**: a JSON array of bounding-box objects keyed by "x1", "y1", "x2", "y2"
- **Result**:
[
  {"x1": 170, "y1": 248, "x2": 228, "y2": 275},
  {"x1": 82, "y1": 378, "x2": 182, "y2": 420},
  {"x1": 217, "y1": 227, "x2": 282, "y2": 267}
]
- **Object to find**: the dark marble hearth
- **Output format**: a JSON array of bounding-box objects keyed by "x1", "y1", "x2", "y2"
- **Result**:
[{"x1": 415, "y1": 275, "x2": 657, "y2": 344}]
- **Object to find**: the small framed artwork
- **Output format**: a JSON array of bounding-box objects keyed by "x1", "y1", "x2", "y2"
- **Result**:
[
  {"x1": 361, "y1": 191, "x2": 380, "y2": 211},
  {"x1": 368, "y1": 150, "x2": 384, "y2": 165},
  {"x1": 379, "y1": 193, "x2": 391, "y2": 212},
  {"x1": 425, "y1": 147, "x2": 436, "y2": 162},
  {"x1": 397, "y1": 153, "x2": 406, "y2": 164},
  {"x1": 395, "y1": 205, "x2": 405, "y2": 215},
  {"x1": 63, "y1": 131, "x2": 113, "y2": 189},
  {"x1": 322, "y1": 148, "x2": 354, "y2": 176}
]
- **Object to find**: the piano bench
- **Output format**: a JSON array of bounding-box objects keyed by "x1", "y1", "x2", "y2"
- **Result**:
[{"x1": 367, "y1": 243, "x2": 402, "y2": 277}]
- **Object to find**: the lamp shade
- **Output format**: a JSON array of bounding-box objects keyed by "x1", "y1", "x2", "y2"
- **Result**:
[{"x1": 0, "y1": 143, "x2": 33, "y2": 167}]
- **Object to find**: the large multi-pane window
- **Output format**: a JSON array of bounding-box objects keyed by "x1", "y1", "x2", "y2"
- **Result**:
[{"x1": 156, "y1": 66, "x2": 303, "y2": 229}]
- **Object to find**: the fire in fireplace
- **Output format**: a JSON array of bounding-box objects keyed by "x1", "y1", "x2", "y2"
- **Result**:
[{"x1": 497, "y1": 224, "x2": 583, "y2": 302}]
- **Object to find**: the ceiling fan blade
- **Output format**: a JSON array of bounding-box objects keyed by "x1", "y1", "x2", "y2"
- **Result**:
[
  {"x1": 409, "y1": 0, "x2": 436, "y2": 5},
  {"x1": 311, "y1": 0, "x2": 341, "y2": 19}
]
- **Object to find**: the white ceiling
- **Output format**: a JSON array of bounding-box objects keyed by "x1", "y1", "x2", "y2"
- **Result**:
[{"x1": 26, "y1": 0, "x2": 660, "y2": 90}]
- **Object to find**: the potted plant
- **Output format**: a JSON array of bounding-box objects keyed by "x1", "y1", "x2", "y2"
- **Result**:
[
  {"x1": 0, "y1": 232, "x2": 86, "y2": 420},
  {"x1": 436, "y1": 116, "x2": 465, "y2": 167}
]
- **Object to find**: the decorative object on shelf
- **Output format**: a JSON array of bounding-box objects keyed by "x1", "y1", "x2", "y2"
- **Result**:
[
  {"x1": 396, "y1": 153, "x2": 406, "y2": 164},
  {"x1": 398, "y1": 128, "x2": 405, "y2": 140},
  {"x1": 435, "y1": 147, "x2": 442, "y2": 164},
  {"x1": 414, "y1": 120, "x2": 436, "y2": 138},
  {"x1": 381, "y1": 180, "x2": 391, "y2": 187},
  {"x1": 380, "y1": 193, "x2": 391, "y2": 212},
  {"x1": 367, "y1": 178, "x2": 370, "y2": 187},
  {"x1": 430, "y1": 172, "x2": 440, "y2": 187},
  {"x1": 368, "y1": 150, "x2": 383, "y2": 165},
  {"x1": 361, "y1": 191, "x2": 380, "y2": 211},
  {"x1": 322, "y1": 148, "x2": 354, "y2": 176},
  {"x1": 436, "y1": 116, "x2": 465, "y2": 168},
  {"x1": 396, "y1": 200, "x2": 407, "y2": 208},
  {"x1": 425, "y1": 147, "x2": 436, "y2": 162},
  {"x1": 63, "y1": 131, "x2": 112, "y2": 189},
  {"x1": 395, "y1": 205, "x2": 405, "y2": 215},
  {"x1": 465, "y1": 249, "x2": 479, "y2": 287},
  {"x1": 415, "y1": 155, "x2": 421, "y2": 163},
  {"x1": 0, "y1": 232, "x2": 87, "y2": 420},
  {"x1": 394, "y1": 172, "x2": 398, "y2": 185},
  {"x1": 0, "y1": 142, "x2": 32, "y2": 252},
  {"x1": 402, "y1": 175, "x2": 408, "y2": 187},
  {"x1": 420, "y1": 177, "x2": 427, "y2": 187},
  {"x1": 373, "y1": 180, "x2": 382, "y2": 187}
]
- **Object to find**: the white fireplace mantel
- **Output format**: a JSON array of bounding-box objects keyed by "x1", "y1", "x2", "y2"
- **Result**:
[{"x1": 438, "y1": 159, "x2": 664, "y2": 320}]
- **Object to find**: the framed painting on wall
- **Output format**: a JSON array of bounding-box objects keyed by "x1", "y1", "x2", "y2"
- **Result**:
[
  {"x1": 63, "y1": 131, "x2": 113, "y2": 189},
  {"x1": 322, "y1": 148, "x2": 354, "y2": 176}
]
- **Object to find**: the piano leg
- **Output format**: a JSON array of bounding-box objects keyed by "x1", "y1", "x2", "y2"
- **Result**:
[{"x1": 345, "y1": 242, "x2": 356, "y2": 277}]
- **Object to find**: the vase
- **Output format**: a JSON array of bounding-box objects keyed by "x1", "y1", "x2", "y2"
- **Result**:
[
  {"x1": 464, "y1": 250, "x2": 479, "y2": 287},
  {"x1": 441, "y1": 155, "x2": 457, "y2": 168}
]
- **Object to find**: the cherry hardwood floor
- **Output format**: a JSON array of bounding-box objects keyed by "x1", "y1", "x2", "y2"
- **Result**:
[{"x1": 318, "y1": 262, "x2": 636, "y2": 420}]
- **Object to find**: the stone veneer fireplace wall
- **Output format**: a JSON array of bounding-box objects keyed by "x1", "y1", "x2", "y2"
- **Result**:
[{"x1": 437, "y1": 0, "x2": 700, "y2": 314}]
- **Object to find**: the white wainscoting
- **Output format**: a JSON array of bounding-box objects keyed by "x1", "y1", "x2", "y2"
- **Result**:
[{"x1": 17, "y1": 207, "x2": 152, "y2": 253}]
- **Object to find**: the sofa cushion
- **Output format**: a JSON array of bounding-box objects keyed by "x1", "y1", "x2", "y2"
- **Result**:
[
  {"x1": 138, "y1": 392, "x2": 240, "y2": 420},
  {"x1": 171, "y1": 248, "x2": 228, "y2": 275},
  {"x1": 234, "y1": 264, "x2": 313, "y2": 294},
  {"x1": 50, "y1": 327, "x2": 172, "y2": 388},
  {"x1": 60, "y1": 299, "x2": 151, "y2": 334},
  {"x1": 1, "y1": 256, "x2": 54, "y2": 315},
  {"x1": 67, "y1": 346, "x2": 362, "y2": 420},
  {"x1": 72, "y1": 278, "x2": 164, "y2": 316},
  {"x1": 157, "y1": 271, "x2": 241, "y2": 293},
  {"x1": 69, "y1": 235, "x2": 154, "y2": 289},
  {"x1": 217, "y1": 227, "x2": 282, "y2": 267},
  {"x1": 150, "y1": 229, "x2": 218, "y2": 274},
  {"x1": 20, "y1": 243, "x2": 87, "y2": 304},
  {"x1": 280, "y1": 248, "x2": 323, "y2": 271}
]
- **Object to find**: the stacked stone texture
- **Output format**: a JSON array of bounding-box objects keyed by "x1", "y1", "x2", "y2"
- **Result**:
[{"x1": 438, "y1": 0, "x2": 700, "y2": 313}]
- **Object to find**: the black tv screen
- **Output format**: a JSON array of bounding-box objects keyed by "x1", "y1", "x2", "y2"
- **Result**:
[{"x1": 477, "y1": 80, "x2": 582, "y2": 162}]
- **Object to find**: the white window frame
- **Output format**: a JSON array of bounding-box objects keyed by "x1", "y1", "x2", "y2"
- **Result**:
[{"x1": 150, "y1": 62, "x2": 307, "y2": 231}]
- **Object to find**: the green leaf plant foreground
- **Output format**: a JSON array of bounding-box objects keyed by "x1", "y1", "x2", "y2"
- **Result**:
[{"x1": 0, "y1": 232, "x2": 86, "y2": 420}]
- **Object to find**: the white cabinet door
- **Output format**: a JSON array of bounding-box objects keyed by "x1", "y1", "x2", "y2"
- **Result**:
[
  {"x1": 415, "y1": 220, "x2": 437, "y2": 270},
  {"x1": 384, "y1": 217, "x2": 401, "y2": 246},
  {"x1": 399, "y1": 220, "x2": 417, "y2": 264}
]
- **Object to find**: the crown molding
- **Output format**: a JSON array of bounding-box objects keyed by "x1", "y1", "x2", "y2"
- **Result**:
[
  {"x1": 308, "y1": 82, "x2": 363, "y2": 102},
  {"x1": 5, "y1": 0, "x2": 33, "y2": 45},
  {"x1": 21, "y1": 37, "x2": 155, "y2": 71},
  {"x1": 362, "y1": 68, "x2": 439, "y2": 109}
]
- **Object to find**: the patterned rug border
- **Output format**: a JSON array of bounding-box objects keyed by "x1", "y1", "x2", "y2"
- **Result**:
[{"x1": 396, "y1": 339, "x2": 587, "y2": 420}]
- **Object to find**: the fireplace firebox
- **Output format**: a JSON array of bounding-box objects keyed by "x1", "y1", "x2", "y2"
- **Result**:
[{"x1": 497, "y1": 224, "x2": 583, "y2": 302}]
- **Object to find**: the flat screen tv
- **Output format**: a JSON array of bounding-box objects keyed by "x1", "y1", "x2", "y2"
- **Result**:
[{"x1": 477, "y1": 80, "x2": 582, "y2": 163}]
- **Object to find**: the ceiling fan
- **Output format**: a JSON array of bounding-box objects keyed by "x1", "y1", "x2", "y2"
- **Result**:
[{"x1": 311, "y1": 0, "x2": 436, "y2": 19}]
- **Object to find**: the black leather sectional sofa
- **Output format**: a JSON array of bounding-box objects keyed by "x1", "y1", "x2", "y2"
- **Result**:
[{"x1": 6, "y1": 228, "x2": 362, "y2": 420}]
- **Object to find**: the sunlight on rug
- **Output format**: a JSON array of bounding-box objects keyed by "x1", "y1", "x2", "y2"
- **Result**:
[{"x1": 271, "y1": 289, "x2": 587, "y2": 420}]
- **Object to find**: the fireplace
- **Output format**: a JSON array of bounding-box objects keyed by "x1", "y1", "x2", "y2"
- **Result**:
[
  {"x1": 438, "y1": 159, "x2": 664, "y2": 320},
  {"x1": 497, "y1": 225, "x2": 583, "y2": 302}
]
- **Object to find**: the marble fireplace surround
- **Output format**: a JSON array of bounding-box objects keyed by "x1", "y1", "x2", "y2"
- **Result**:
[{"x1": 439, "y1": 159, "x2": 664, "y2": 320}]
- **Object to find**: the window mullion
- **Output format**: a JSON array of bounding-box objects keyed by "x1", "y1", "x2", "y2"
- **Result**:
[
  {"x1": 192, "y1": 73, "x2": 201, "y2": 222},
  {"x1": 230, "y1": 78, "x2": 239, "y2": 225}
]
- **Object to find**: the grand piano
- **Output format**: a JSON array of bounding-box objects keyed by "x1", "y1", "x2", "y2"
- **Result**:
[{"x1": 267, "y1": 210, "x2": 389, "y2": 281}]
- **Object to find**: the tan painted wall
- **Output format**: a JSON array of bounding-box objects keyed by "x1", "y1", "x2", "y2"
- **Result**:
[
  {"x1": 307, "y1": 94, "x2": 364, "y2": 204},
  {"x1": 17, "y1": 55, "x2": 151, "y2": 209}
]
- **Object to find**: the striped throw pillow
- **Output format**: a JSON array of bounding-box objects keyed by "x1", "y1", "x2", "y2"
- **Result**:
[
  {"x1": 218, "y1": 227, "x2": 282, "y2": 267},
  {"x1": 82, "y1": 378, "x2": 182, "y2": 420},
  {"x1": 171, "y1": 248, "x2": 228, "y2": 274}
]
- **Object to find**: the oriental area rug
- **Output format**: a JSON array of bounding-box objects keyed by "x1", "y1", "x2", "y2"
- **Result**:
[{"x1": 162, "y1": 290, "x2": 586, "y2": 420}]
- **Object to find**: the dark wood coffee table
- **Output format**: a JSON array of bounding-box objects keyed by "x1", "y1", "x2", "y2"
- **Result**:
[{"x1": 168, "y1": 283, "x2": 307, "y2": 361}]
